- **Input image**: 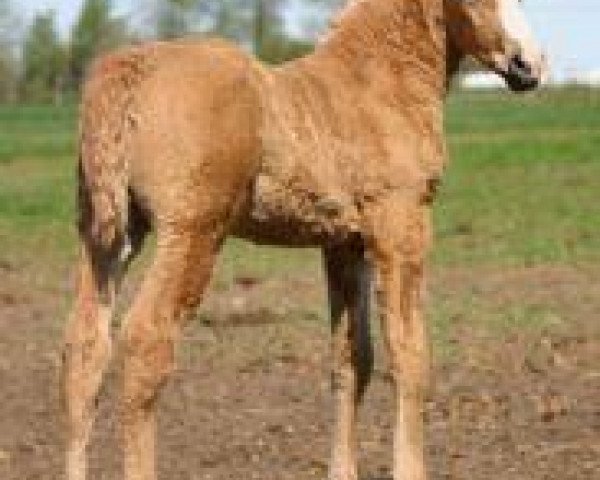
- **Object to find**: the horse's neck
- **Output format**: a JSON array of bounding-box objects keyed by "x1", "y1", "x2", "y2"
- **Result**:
[
  {"x1": 295, "y1": 0, "x2": 450, "y2": 176},
  {"x1": 300, "y1": 0, "x2": 451, "y2": 175},
  {"x1": 314, "y1": 0, "x2": 448, "y2": 104}
]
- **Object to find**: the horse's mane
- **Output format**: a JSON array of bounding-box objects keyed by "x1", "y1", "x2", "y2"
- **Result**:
[
  {"x1": 316, "y1": 0, "x2": 446, "y2": 89},
  {"x1": 321, "y1": 0, "x2": 444, "y2": 55},
  {"x1": 306, "y1": 0, "x2": 448, "y2": 173}
]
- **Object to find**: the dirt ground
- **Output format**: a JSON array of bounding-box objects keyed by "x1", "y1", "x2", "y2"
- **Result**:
[{"x1": 0, "y1": 259, "x2": 598, "y2": 480}]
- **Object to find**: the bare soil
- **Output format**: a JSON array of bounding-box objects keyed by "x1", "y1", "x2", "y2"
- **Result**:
[{"x1": 0, "y1": 259, "x2": 598, "y2": 480}]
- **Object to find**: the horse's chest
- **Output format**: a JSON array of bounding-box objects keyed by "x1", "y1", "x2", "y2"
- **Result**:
[
  {"x1": 236, "y1": 161, "x2": 363, "y2": 245},
  {"x1": 234, "y1": 131, "x2": 441, "y2": 245},
  {"x1": 233, "y1": 91, "x2": 445, "y2": 245}
]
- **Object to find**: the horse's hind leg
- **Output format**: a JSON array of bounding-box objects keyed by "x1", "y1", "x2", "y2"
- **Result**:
[
  {"x1": 324, "y1": 241, "x2": 374, "y2": 480},
  {"x1": 120, "y1": 219, "x2": 223, "y2": 480},
  {"x1": 61, "y1": 243, "x2": 120, "y2": 480}
]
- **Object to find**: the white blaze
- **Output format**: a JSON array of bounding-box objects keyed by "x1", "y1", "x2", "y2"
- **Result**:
[{"x1": 499, "y1": 0, "x2": 542, "y2": 62}]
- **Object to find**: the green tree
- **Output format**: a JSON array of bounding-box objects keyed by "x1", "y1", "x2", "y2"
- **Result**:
[
  {"x1": 21, "y1": 11, "x2": 66, "y2": 103},
  {"x1": 154, "y1": 0, "x2": 197, "y2": 39},
  {"x1": 210, "y1": 0, "x2": 254, "y2": 44},
  {"x1": 151, "y1": 0, "x2": 253, "y2": 42},
  {"x1": 69, "y1": 0, "x2": 130, "y2": 90},
  {"x1": 171, "y1": 0, "x2": 300, "y2": 62},
  {"x1": 0, "y1": 0, "x2": 19, "y2": 102},
  {"x1": 148, "y1": 0, "x2": 336, "y2": 63},
  {"x1": 0, "y1": 50, "x2": 17, "y2": 102},
  {"x1": 208, "y1": 0, "x2": 338, "y2": 62},
  {"x1": 253, "y1": 0, "x2": 320, "y2": 63},
  {"x1": 207, "y1": 0, "x2": 291, "y2": 61}
]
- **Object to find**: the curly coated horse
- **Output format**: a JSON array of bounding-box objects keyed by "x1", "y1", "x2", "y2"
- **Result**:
[{"x1": 62, "y1": 1, "x2": 545, "y2": 479}]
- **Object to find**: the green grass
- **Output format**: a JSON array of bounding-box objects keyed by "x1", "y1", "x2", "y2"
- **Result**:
[
  {"x1": 446, "y1": 87, "x2": 600, "y2": 134},
  {"x1": 1, "y1": 87, "x2": 599, "y2": 335},
  {"x1": 435, "y1": 87, "x2": 600, "y2": 265},
  {"x1": 1, "y1": 88, "x2": 599, "y2": 270},
  {"x1": 0, "y1": 104, "x2": 76, "y2": 165},
  {"x1": 0, "y1": 106, "x2": 76, "y2": 269}
]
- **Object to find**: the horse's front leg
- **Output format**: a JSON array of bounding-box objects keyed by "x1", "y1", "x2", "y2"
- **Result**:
[
  {"x1": 371, "y1": 203, "x2": 431, "y2": 480},
  {"x1": 323, "y1": 241, "x2": 374, "y2": 480}
]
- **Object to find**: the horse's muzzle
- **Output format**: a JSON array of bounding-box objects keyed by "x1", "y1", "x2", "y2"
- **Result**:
[{"x1": 502, "y1": 54, "x2": 540, "y2": 92}]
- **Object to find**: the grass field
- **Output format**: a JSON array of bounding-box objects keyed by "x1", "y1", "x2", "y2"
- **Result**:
[
  {"x1": 2, "y1": 88, "x2": 600, "y2": 273},
  {"x1": 1, "y1": 88, "x2": 600, "y2": 333},
  {"x1": 0, "y1": 88, "x2": 599, "y2": 479},
  {"x1": 440, "y1": 88, "x2": 600, "y2": 265}
]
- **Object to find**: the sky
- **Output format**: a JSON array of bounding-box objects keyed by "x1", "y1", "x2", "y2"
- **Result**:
[{"x1": 11, "y1": 0, "x2": 600, "y2": 80}]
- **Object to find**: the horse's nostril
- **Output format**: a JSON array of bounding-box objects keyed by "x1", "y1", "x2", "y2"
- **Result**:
[
  {"x1": 505, "y1": 54, "x2": 540, "y2": 92},
  {"x1": 511, "y1": 55, "x2": 532, "y2": 75}
]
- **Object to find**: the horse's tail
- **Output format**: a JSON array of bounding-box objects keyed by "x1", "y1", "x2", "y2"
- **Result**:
[{"x1": 77, "y1": 51, "x2": 146, "y2": 263}]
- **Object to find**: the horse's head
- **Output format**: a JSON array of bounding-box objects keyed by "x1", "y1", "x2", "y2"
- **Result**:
[{"x1": 445, "y1": 0, "x2": 545, "y2": 91}]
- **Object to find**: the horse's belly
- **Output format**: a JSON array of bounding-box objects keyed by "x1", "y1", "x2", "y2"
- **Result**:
[{"x1": 232, "y1": 173, "x2": 363, "y2": 246}]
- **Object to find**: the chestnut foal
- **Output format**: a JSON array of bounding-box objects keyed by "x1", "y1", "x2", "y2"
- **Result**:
[{"x1": 62, "y1": 1, "x2": 544, "y2": 479}]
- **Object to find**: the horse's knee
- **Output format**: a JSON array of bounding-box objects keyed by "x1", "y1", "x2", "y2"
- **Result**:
[
  {"x1": 385, "y1": 343, "x2": 429, "y2": 398},
  {"x1": 61, "y1": 320, "x2": 111, "y2": 411}
]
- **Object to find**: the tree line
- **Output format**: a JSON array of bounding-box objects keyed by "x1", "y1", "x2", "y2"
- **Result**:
[{"x1": 0, "y1": 0, "x2": 340, "y2": 104}]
